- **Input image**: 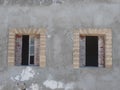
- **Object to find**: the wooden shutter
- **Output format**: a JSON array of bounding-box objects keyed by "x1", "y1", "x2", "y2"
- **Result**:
[
  {"x1": 34, "y1": 35, "x2": 40, "y2": 66},
  {"x1": 98, "y1": 36, "x2": 105, "y2": 67},
  {"x1": 80, "y1": 36, "x2": 86, "y2": 66},
  {"x1": 15, "y1": 35, "x2": 22, "y2": 65}
]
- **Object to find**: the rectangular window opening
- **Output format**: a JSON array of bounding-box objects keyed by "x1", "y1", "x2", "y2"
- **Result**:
[
  {"x1": 86, "y1": 36, "x2": 98, "y2": 67},
  {"x1": 22, "y1": 35, "x2": 29, "y2": 65},
  {"x1": 73, "y1": 29, "x2": 112, "y2": 69},
  {"x1": 8, "y1": 29, "x2": 46, "y2": 67},
  {"x1": 80, "y1": 35, "x2": 105, "y2": 67},
  {"x1": 15, "y1": 34, "x2": 40, "y2": 66}
]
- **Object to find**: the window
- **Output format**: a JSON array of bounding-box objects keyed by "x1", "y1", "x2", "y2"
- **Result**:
[
  {"x1": 80, "y1": 36, "x2": 105, "y2": 67},
  {"x1": 15, "y1": 34, "x2": 40, "y2": 66},
  {"x1": 8, "y1": 28, "x2": 46, "y2": 67},
  {"x1": 73, "y1": 29, "x2": 112, "y2": 68}
]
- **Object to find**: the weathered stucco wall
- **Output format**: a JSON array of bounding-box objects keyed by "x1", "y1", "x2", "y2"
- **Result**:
[{"x1": 0, "y1": 0, "x2": 120, "y2": 90}]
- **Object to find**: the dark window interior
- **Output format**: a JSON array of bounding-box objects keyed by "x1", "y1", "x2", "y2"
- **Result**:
[
  {"x1": 22, "y1": 35, "x2": 29, "y2": 65},
  {"x1": 86, "y1": 36, "x2": 98, "y2": 66}
]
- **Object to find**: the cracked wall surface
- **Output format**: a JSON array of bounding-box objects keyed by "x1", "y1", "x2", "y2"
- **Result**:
[{"x1": 0, "y1": 0, "x2": 120, "y2": 90}]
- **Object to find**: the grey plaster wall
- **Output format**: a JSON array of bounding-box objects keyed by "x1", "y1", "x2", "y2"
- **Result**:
[{"x1": 0, "y1": 0, "x2": 120, "y2": 90}]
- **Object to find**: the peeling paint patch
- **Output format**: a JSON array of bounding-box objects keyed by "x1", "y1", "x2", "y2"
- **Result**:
[
  {"x1": 28, "y1": 83, "x2": 39, "y2": 90},
  {"x1": 20, "y1": 67, "x2": 35, "y2": 81},
  {"x1": 43, "y1": 80, "x2": 58, "y2": 89},
  {"x1": 43, "y1": 80, "x2": 74, "y2": 90},
  {"x1": 15, "y1": 75, "x2": 20, "y2": 81},
  {"x1": 43, "y1": 80, "x2": 64, "y2": 89},
  {"x1": 65, "y1": 83, "x2": 74, "y2": 90},
  {"x1": 11, "y1": 77, "x2": 15, "y2": 81},
  {"x1": 58, "y1": 82, "x2": 64, "y2": 88},
  {"x1": 11, "y1": 67, "x2": 35, "y2": 81}
]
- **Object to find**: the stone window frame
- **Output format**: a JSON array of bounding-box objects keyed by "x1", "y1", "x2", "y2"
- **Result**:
[
  {"x1": 8, "y1": 28, "x2": 46, "y2": 68},
  {"x1": 73, "y1": 29, "x2": 112, "y2": 68}
]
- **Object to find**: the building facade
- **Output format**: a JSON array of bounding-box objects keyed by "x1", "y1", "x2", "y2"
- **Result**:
[{"x1": 0, "y1": 0, "x2": 119, "y2": 90}]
